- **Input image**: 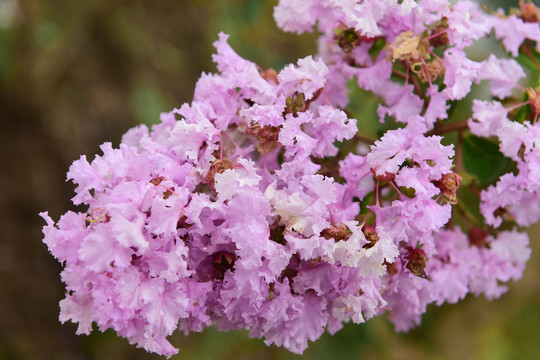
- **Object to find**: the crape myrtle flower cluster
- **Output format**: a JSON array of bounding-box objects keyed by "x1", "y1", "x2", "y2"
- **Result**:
[{"x1": 41, "y1": 0, "x2": 540, "y2": 357}]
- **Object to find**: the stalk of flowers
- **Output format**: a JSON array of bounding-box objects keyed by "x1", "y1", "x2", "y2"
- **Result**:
[
  {"x1": 41, "y1": 32, "x2": 398, "y2": 356},
  {"x1": 41, "y1": 0, "x2": 540, "y2": 357},
  {"x1": 274, "y1": 0, "x2": 538, "y2": 330}
]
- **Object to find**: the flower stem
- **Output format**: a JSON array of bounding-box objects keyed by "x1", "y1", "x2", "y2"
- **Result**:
[
  {"x1": 424, "y1": 29, "x2": 449, "y2": 41},
  {"x1": 521, "y1": 40, "x2": 540, "y2": 71}
]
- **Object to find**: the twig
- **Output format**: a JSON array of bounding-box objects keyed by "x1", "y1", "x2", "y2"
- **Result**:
[
  {"x1": 455, "y1": 129, "x2": 464, "y2": 174},
  {"x1": 426, "y1": 119, "x2": 469, "y2": 136},
  {"x1": 409, "y1": 69, "x2": 427, "y2": 102},
  {"x1": 392, "y1": 69, "x2": 407, "y2": 79},
  {"x1": 354, "y1": 133, "x2": 377, "y2": 146}
]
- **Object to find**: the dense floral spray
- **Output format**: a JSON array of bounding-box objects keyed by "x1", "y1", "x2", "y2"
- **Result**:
[{"x1": 41, "y1": 0, "x2": 540, "y2": 356}]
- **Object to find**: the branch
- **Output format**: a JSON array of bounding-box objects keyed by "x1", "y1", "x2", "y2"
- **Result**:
[
  {"x1": 354, "y1": 133, "x2": 376, "y2": 146},
  {"x1": 455, "y1": 129, "x2": 464, "y2": 174},
  {"x1": 426, "y1": 119, "x2": 469, "y2": 136}
]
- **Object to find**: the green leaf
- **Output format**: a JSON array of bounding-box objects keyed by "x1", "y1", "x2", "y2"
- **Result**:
[
  {"x1": 359, "y1": 192, "x2": 374, "y2": 214},
  {"x1": 516, "y1": 53, "x2": 538, "y2": 72},
  {"x1": 462, "y1": 134, "x2": 511, "y2": 185},
  {"x1": 346, "y1": 78, "x2": 388, "y2": 138},
  {"x1": 514, "y1": 92, "x2": 531, "y2": 123},
  {"x1": 368, "y1": 38, "x2": 386, "y2": 62},
  {"x1": 516, "y1": 46, "x2": 540, "y2": 87},
  {"x1": 457, "y1": 185, "x2": 483, "y2": 224}
]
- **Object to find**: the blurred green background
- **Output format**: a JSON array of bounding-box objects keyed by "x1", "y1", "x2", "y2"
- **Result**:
[{"x1": 1, "y1": 0, "x2": 540, "y2": 359}]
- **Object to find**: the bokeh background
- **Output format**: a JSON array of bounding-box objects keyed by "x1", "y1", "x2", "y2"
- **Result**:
[{"x1": 1, "y1": 0, "x2": 540, "y2": 359}]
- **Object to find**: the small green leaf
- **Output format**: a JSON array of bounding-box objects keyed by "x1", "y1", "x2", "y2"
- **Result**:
[
  {"x1": 459, "y1": 171, "x2": 476, "y2": 187},
  {"x1": 516, "y1": 53, "x2": 537, "y2": 72},
  {"x1": 346, "y1": 78, "x2": 386, "y2": 138},
  {"x1": 368, "y1": 38, "x2": 386, "y2": 61},
  {"x1": 516, "y1": 46, "x2": 540, "y2": 87},
  {"x1": 457, "y1": 185, "x2": 483, "y2": 224},
  {"x1": 462, "y1": 134, "x2": 511, "y2": 185},
  {"x1": 514, "y1": 92, "x2": 531, "y2": 123},
  {"x1": 359, "y1": 192, "x2": 374, "y2": 214}
]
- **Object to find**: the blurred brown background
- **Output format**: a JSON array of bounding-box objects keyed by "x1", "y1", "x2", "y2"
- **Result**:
[{"x1": 1, "y1": 0, "x2": 539, "y2": 359}]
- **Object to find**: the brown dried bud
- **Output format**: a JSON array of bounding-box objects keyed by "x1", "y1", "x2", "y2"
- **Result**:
[
  {"x1": 163, "y1": 189, "x2": 173, "y2": 199},
  {"x1": 432, "y1": 172, "x2": 461, "y2": 205},
  {"x1": 371, "y1": 168, "x2": 395, "y2": 182},
  {"x1": 177, "y1": 214, "x2": 192, "y2": 230},
  {"x1": 405, "y1": 246, "x2": 429, "y2": 279},
  {"x1": 387, "y1": 30, "x2": 430, "y2": 64},
  {"x1": 428, "y1": 17, "x2": 449, "y2": 47},
  {"x1": 150, "y1": 176, "x2": 166, "y2": 186},
  {"x1": 417, "y1": 57, "x2": 446, "y2": 83},
  {"x1": 467, "y1": 226, "x2": 490, "y2": 248},
  {"x1": 384, "y1": 261, "x2": 398, "y2": 276},
  {"x1": 260, "y1": 68, "x2": 279, "y2": 84},
  {"x1": 494, "y1": 207, "x2": 514, "y2": 223},
  {"x1": 520, "y1": 0, "x2": 540, "y2": 23},
  {"x1": 321, "y1": 223, "x2": 352, "y2": 242},
  {"x1": 246, "y1": 122, "x2": 281, "y2": 153},
  {"x1": 205, "y1": 158, "x2": 234, "y2": 188},
  {"x1": 362, "y1": 224, "x2": 379, "y2": 249}
]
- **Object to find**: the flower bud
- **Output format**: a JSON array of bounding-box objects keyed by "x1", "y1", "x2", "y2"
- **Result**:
[
  {"x1": 405, "y1": 246, "x2": 429, "y2": 279},
  {"x1": 417, "y1": 57, "x2": 446, "y2": 83},
  {"x1": 428, "y1": 17, "x2": 449, "y2": 47},
  {"x1": 387, "y1": 30, "x2": 430, "y2": 65},
  {"x1": 527, "y1": 87, "x2": 540, "y2": 115},
  {"x1": 334, "y1": 27, "x2": 362, "y2": 53},
  {"x1": 384, "y1": 261, "x2": 398, "y2": 276},
  {"x1": 362, "y1": 224, "x2": 379, "y2": 249},
  {"x1": 519, "y1": 0, "x2": 540, "y2": 23},
  {"x1": 321, "y1": 223, "x2": 352, "y2": 242},
  {"x1": 206, "y1": 158, "x2": 235, "y2": 188},
  {"x1": 246, "y1": 122, "x2": 281, "y2": 152},
  {"x1": 432, "y1": 172, "x2": 461, "y2": 205},
  {"x1": 467, "y1": 226, "x2": 490, "y2": 248},
  {"x1": 371, "y1": 168, "x2": 395, "y2": 182},
  {"x1": 260, "y1": 68, "x2": 279, "y2": 83}
]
